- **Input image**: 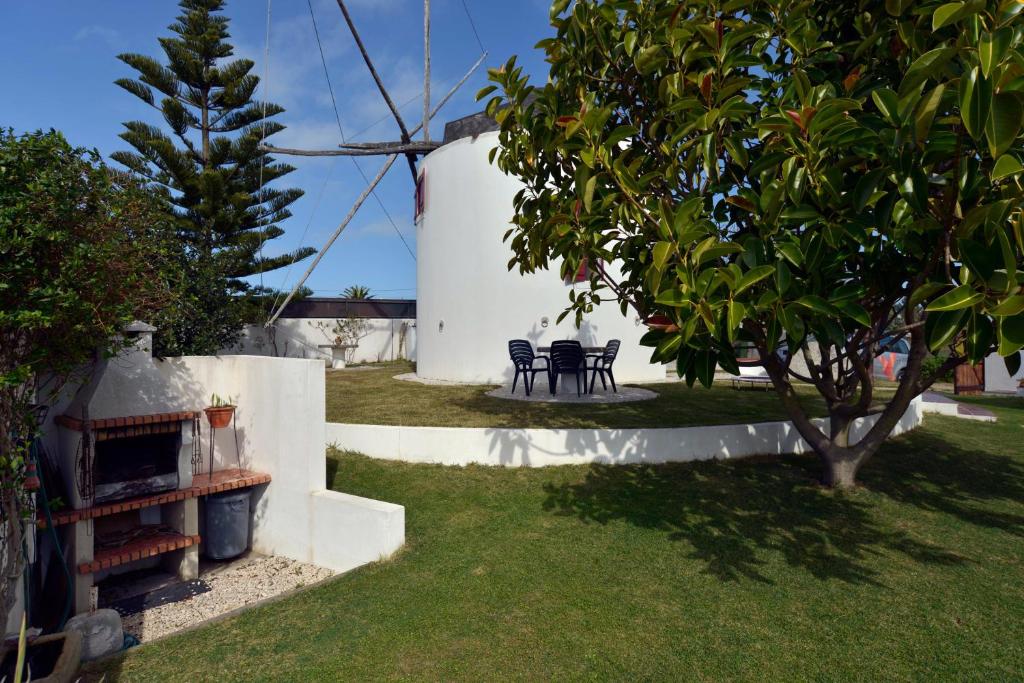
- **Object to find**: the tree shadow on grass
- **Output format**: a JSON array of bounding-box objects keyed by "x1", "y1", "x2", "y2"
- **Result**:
[
  {"x1": 858, "y1": 427, "x2": 1024, "y2": 538},
  {"x1": 540, "y1": 433, "x2": 1017, "y2": 585}
]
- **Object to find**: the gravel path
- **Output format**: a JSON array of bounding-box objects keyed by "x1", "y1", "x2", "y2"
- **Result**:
[{"x1": 121, "y1": 556, "x2": 334, "y2": 643}]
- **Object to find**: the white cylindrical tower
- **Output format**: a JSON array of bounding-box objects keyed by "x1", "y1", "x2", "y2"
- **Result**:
[{"x1": 416, "y1": 129, "x2": 665, "y2": 384}]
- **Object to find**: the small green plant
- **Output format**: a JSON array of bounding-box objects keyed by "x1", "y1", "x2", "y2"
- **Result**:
[{"x1": 209, "y1": 393, "x2": 236, "y2": 408}]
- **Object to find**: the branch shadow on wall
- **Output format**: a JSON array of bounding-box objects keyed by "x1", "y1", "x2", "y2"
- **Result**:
[{"x1": 539, "y1": 426, "x2": 1024, "y2": 585}]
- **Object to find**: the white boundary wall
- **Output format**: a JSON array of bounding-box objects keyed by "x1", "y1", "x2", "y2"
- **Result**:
[
  {"x1": 232, "y1": 318, "x2": 416, "y2": 364},
  {"x1": 325, "y1": 398, "x2": 922, "y2": 467},
  {"x1": 46, "y1": 353, "x2": 403, "y2": 575}
]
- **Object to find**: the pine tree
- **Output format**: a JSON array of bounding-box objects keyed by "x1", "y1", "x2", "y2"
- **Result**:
[{"x1": 113, "y1": 0, "x2": 314, "y2": 353}]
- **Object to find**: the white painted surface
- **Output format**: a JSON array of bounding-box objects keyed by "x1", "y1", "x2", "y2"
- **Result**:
[
  {"x1": 232, "y1": 317, "x2": 416, "y2": 364},
  {"x1": 310, "y1": 490, "x2": 404, "y2": 573},
  {"x1": 984, "y1": 352, "x2": 1024, "y2": 393},
  {"x1": 325, "y1": 398, "x2": 923, "y2": 467},
  {"x1": 416, "y1": 131, "x2": 664, "y2": 384},
  {"x1": 45, "y1": 347, "x2": 403, "y2": 575}
]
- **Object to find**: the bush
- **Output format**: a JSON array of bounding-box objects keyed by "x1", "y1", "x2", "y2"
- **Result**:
[{"x1": 0, "y1": 128, "x2": 179, "y2": 619}]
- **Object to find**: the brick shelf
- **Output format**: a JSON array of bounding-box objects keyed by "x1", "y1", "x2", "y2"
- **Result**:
[
  {"x1": 79, "y1": 532, "x2": 201, "y2": 575},
  {"x1": 39, "y1": 469, "x2": 271, "y2": 528},
  {"x1": 56, "y1": 411, "x2": 200, "y2": 432}
]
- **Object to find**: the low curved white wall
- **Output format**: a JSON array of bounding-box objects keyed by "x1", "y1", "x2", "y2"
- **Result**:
[
  {"x1": 416, "y1": 131, "x2": 664, "y2": 384},
  {"x1": 325, "y1": 398, "x2": 923, "y2": 467}
]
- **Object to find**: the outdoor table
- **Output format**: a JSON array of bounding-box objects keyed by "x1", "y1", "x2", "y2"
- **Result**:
[{"x1": 537, "y1": 345, "x2": 605, "y2": 354}]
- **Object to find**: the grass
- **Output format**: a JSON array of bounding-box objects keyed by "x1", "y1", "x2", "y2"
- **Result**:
[
  {"x1": 325, "y1": 360, "x2": 838, "y2": 428},
  {"x1": 85, "y1": 395, "x2": 1024, "y2": 681}
]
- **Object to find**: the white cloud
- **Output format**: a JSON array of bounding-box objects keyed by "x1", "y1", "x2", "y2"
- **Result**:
[{"x1": 74, "y1": 25, "x2": 122, "y2": 50}]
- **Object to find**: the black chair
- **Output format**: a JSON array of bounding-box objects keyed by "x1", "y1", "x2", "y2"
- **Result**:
[
  {"x1": 549, "y1": 340, "x2": 587, "y2": 397},
  {"x1": 508, "y1": 340, "x2": 550, "y2": 396},
  {"x1": 587, "y1": 340, "x2": 621, "y2": 393}
]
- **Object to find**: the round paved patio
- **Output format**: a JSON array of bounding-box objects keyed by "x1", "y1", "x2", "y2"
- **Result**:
[{"x1": 485, "y1": 384, "x2": 657, "y2": 404}]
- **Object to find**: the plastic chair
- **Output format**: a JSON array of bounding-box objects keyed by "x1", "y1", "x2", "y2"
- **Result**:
[
  {"x1": 549, "y1": 340, "x2": 587, "y2": 396},
  {"x1": 508, "y1": 340, "x2": 550, "y2": 396},
  {"x1": 587, "y1": 340, "x2": 621, "y2": 393}
]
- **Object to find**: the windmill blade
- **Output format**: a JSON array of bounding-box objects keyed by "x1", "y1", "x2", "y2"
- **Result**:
[{"x1": 335, "y1": 0, "x2": 418, "y2": 180}]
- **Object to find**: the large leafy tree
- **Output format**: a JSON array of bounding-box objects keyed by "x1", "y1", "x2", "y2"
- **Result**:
[
  {"x1": 114, "y1": 0, "x2": 314, "y2": 354},
  {"x1": 485, "y1": 0, "x2": 1024, "y2": 487},
  {"x1": 1, "y1": 129, "x2": 178, "y2": 620}
]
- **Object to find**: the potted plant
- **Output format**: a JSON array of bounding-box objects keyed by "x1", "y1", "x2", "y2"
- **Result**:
[{"x1": 204, "y1": 393, "x2": 236, "y2": 429}]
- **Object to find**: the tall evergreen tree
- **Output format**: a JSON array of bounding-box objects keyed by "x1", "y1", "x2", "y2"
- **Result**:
[{"x1": 113, "y1": 0, "x2": 314, "y2": 354}]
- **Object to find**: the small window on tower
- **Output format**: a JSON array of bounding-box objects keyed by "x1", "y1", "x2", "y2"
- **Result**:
[{"x1": 414, "y1": 170, "x2": 426, "y2": 222}]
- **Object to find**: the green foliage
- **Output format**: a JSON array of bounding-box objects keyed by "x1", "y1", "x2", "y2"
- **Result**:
[
  {"x1": 114, "y1": 0, "x2": 315, "y2": 354},
  {"x1": 0, "y1": 128, "x2": 178, "y2": 616},
  {"x1": 342, "y1": 285, "x2": 374, "y2": 299},
  {"x1": 486, "y1": 0, "x2": 1024, "y2": 484}
]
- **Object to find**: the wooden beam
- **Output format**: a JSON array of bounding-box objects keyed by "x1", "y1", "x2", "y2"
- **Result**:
[
  {"x1": 423, "y1": 0, "x2": 431, "y2": 143},
  {"x1": 262, "y1": 142, "x2": 441, "y2": 157},
  {"x1": 335, "y1": 0, "x2": 418, "y2": 180},
  {"x1": 260, "y1": 53, "x2": 487, "y2": 159},
  {"x1": 266, "y1": 154, "x2": 400, "y2": 327}
]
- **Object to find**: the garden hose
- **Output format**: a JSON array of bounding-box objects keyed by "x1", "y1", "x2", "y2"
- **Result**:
[{"x1": 31, "y1": 438, "x2": 73, "y2": 631}]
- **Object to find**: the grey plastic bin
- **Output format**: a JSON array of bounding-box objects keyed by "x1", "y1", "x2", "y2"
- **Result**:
[{"x1": 205, "y1": 489, "x2": 251, "y2": 560}]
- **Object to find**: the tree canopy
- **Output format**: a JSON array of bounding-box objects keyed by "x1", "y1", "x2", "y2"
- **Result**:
[
  {"x1": 485, "y1": 0, "x2": 1024, "y2": 487},
  {"x1": 114, "y1": 0, "x2": 314, "y2": 354}
]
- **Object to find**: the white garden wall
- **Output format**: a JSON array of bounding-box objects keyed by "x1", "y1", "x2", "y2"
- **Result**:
[
  {"x1": 325, "y1": 398, "x2": 922, "y2": 467},
  {"x1": 232, "y1": 317, "x2": 416, "y2": 364},
  {"x1": 416, "y1": 131, "x2": 665, "y2": 384}
]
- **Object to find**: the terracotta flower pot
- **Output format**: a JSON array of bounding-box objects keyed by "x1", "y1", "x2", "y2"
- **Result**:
[{"x1": 204, "y1": 405, "x2": 235, "y2": 429}]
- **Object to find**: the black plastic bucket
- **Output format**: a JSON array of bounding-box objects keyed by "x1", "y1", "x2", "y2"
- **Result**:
[{"x1": 204, "y1": 489, "x2": 251, "y2": 560}]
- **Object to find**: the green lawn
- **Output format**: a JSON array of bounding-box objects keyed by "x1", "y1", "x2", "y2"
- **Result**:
[
  {"x1": 86, "y1": 396, "x2": 1023, "y2": 681},
  {"x1": 325, "y1": 360, "x2": 837, "y2": 428}
]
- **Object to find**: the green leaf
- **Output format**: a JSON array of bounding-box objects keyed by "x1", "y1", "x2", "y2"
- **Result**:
[
  {"x1": 652, "y1": 241, "x2": 672, "y2": 271},
  {"x1": 779, "y1": 205, "x2": 819, "y2": 223},
  {"x1": 900, "y1": 48, "x2": 956, "y2": 97},
  {"x1": 1005, "y1": 350, "x2": 1022, "y2": 375},
  {"x1": 926, "y1": 308, "x2": 970, "y2": 351},
  {"x1": 779, "y1": 304, "x2": 806, "y2": 342},
  {"x1": 959, "y1": 238, "x2": 999, "y2": 281},
  {"x1": 775, "y1": 260, "x2": 792, "y2": 295},
  {"x1": 985, "y1": 93, "x2": 1024, "y2": 158},
  {"x1": 836, "y1": 301, "x2": 872, "y2": 327},
  {"x1": 795, "y1": 295, "x2": 840, "y2": 317},
  {"x1": 910, "y1": 281, "x2": 948, "y2": 307},
  {"x1": 926, "y1": 284, "x2": 984, "y2": 311},
  {"x1": 695, "y1": 348, "x2": 716, "y2": 388},
  {"x1": 655, "y1": 288, "x2": 690, "y2": 307},
  {"x1": 583, "y1": 175, "x2": 597, "y2": 213},
  {"x1": 992, "y1": 295, "x2": 1024, "y2": 316},
  {"x1": 933, "y1": 2, "x2": 962, "y2": 28},
  {"x1": 932, "y1": 1, "x2": 984, "y2": 29},
  {"x1": 914, "y1": 84, "x2": 945, "y2": 144},
  {"x1": 871, "y1": 88, "x2": 901, "y2": 126},
  {"x1": 979, "y1": 27, "x2": 1012, "y2": 78},
  {"x1": 734, "y1": 265, "x2": 775, "y2": 294},
  {"x1": 959, "y1": 67, "x2": 991, "y2": 140},
  {"x1": 728, "y1": 300, "x2": 746, "y2": 341},
  {"x1": 992, "y1": 154, "x2": 1023, "y2": 180},
  {"x1": 998, "y1": 313, "x2": 1024, "y2": 355},
  {"x1": 853, "y1": 169, "x2": 886, "y2": 211}
]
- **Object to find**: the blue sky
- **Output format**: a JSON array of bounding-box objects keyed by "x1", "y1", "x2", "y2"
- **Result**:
[{"x1": 1, "y1": 0, "x2": 553, "y2": 306}]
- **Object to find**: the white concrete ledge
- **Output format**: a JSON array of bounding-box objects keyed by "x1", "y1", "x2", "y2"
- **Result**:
[
  {"x1": 310, "y1": 490, "x2": 405, "y2": 573},
  {"x1": 326, "y1": 398, "x2": 923, "y2": 467}
]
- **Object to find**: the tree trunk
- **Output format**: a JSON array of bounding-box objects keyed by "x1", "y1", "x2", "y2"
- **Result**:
[{"x1": 821, "y1": 450, "x2": 861, "y2": 489}]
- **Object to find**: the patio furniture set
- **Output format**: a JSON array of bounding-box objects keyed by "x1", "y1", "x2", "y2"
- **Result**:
[{"x1": 508, "y1": 339, "x2": 620, "y2": 397}]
